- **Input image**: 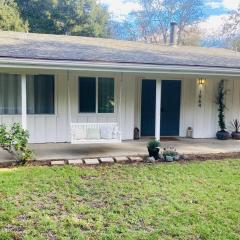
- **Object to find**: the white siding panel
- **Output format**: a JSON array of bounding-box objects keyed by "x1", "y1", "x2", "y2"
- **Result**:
[
  {"x1": 120, "y1": 74, "x2": 135, "y2": 140},
  {"x1": 0, "y1": 69, "x2": 239, "y2": 142},
  {"x1": 179, "y1": 79, "x2": 195, "y2": 137},
  {"x1": 191, "y1": 78, "x2": 240, "y2": 138}
]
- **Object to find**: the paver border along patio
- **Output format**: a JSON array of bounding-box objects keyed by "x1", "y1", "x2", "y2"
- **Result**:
[
  {"x1": 52, "y1": 156, "x2": 143, "y2": 166},
  {"x1": 1, "y1": 138, "x2": 240, "y2": 167}
]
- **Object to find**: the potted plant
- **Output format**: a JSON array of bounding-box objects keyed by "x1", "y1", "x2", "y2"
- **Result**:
[
  {"x1": 147, "y1": 140, "x2": 160, "y2": 160},
  {"x1": 231, "y1": 119, "x2": 240, "y2": 140},
  {"x1": 216, "y1": 80, "x2": 230, "y2": 140},
  {"x1": 162, "y1": 147, "x2": 179, "y2": 162}
]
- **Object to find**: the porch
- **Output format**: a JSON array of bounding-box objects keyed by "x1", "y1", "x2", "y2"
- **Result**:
[{"x1": 1, "y1": 138, "x2": 240, "y2": 163}]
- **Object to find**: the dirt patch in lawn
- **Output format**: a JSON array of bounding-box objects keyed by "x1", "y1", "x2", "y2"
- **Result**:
[{"x1": 184, "y1": 152, "x2": 240, "y2": 161}]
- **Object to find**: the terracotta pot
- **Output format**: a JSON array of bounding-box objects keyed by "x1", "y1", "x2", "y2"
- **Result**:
[
  {"x1": 216, "y1": 130, "x2": 230, "y2": 140},
  {"x1": 148, "y1": 147, "x2": 160, "y2": 160},
  {"x1": 231, "y1": 132, "x2": 240, "y2": 140}
]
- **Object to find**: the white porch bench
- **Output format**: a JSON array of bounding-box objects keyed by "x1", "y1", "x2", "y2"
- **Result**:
[{"x1": 70, "y1": 123, "x2": 121, "y2": 144}]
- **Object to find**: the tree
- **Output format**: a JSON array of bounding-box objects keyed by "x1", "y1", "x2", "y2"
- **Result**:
[
  {"x1": 120, "y1": 0, "x2": 204, "y2": 45},
  {"x1": 109, "y1": 17, "x2": 139, "y2": 41},
  {"x1": 180, "y1": 25, "x2": 202, "y2": 46},
  {"x1": 0, "y1": 0, "x2": 28, "y2": 31},
  {"x1": 15, "y1": 0, "x2": 109, "y2": 37},
  {"x1": 223, "y1": 5, "x2": 240, "y2": 51}
]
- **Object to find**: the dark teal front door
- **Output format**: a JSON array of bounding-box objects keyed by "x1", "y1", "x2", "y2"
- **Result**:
[
  {"x1": 141, "y1": 80, "x2": 156, "y2": 136},
  {"x1": 141, "y1": 80, "x2": 181, "y2": 136}
]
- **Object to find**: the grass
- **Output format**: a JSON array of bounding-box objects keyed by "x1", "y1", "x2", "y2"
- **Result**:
[{"x1": 0, "y1": 160, "x2": 239, "y2": 240}]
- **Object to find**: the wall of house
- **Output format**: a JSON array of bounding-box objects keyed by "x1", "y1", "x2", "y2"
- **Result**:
[
  {"x1": 0, "y1": 68, "x2": 239, "y2": 143},
  {"x1": 192, "y1": 76, "x2": 240, "y2": 138},
  {"x1": 133, "y1": 76, "x2": 240, "y2": 139},
  {"x1": 0, "y1": 69, "x2": 137, "y2": 143}
]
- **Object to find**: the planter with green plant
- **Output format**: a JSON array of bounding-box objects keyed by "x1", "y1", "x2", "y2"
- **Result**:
[
  {"x1": 162, "y1": 147, "x2": 179, "y2": 162},
  {"x1": 216, "y1": 80, "x2": 230, "y2": 140},
  {"x1": 231, "y1": 119, "x2": 240, "y2": 140},
  {"x1": 147, "y1": 140, "x2": 160, "y2": 160}
]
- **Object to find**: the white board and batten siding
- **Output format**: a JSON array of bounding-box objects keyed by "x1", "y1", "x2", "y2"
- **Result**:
[
  {"x1": 0, "y1": 68, "x2": 239, "y2": 143},
  {"x1": 181, "y1": 76, "x2": 240, "y2": 138},
  {"x1": 0, "y1": 70, "x2": 136, "y2": 143}
]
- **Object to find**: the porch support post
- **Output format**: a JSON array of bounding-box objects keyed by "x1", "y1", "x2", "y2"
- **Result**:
[
  {"x1": 155, "y1": 79, "x2": 162, "y2": 140},
  {"x1": 119, "y1": 73, "x2": 123, "y2": 141},
  {"x1": 21, "y1": 74, "x2": 27, "y2": 130}
]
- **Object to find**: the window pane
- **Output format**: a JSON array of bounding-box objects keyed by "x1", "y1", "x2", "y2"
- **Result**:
[
  {"x1": 0, "y1": 73, "x2": 21, "y2": 115},
  {"x1": 79, "y1": 77, "x2": 96, "y2": 113},
  {"x1": 27, "y1": 75, "x2": 55, "y2": 114},
  {"x1": 98, "y1": 78, "x2": 114, "y2": 113}
]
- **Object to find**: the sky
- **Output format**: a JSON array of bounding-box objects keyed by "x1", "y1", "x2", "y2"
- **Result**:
[{"x1": 98, "y1": 0, "x2": 239, "y2": 37}]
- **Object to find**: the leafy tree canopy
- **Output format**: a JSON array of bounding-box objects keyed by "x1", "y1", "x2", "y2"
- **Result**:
[
  {"x1": 0, "y1": 0, "x2": 28, "y2": 31},
  {"x1": 223, "y1": 5, "x2": 240, "y2": 51},
  {"x1": 109, "y1": 0, "x2": 204, "y2": 46},
  {"x1": 15, "y1": 0, "x2": 109, "y2": 37}
]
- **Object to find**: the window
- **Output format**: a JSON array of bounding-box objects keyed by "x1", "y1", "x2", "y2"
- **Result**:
[
  {"x1": 98, "y1": 78, "x2": 114, "y2": 113},
  {"x1": 0, "y1": 73, "x2": 21, "y2": 115},
  {"x1": 79, "y1": 77, "x2": 96, "y2": 113},
  {"x1": 79, "y1": 77, "x2": 114, "y2": 113},
  {"x1": 27, "y1": 75, "x2": 55, "y2": 114}
]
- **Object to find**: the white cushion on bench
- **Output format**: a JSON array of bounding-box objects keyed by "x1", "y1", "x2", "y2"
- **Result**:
[
  {"x1": 73, "y1": 129, "x2": 87, "y2": 140},
  {"x1": 100, "y1": 126, "x2": 113, "y2": 139},
  {"x1": 86, "y1": 128, "x2": 101, "y2": 140}
]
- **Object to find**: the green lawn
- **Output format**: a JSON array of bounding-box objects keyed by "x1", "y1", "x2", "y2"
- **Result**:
[{"x1": 0, "y1": 160, "x2": 239, "y2": 240}]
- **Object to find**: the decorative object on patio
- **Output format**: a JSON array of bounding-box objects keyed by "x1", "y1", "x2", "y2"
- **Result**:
[
  {"x1": 147, "y1": 140, "x2": 160, "y2": 160},
  {"x1": 186, "y1": 127, "x2": 193, "y2": 138},
  {"x1": 70, "y1": 123, "x2": 121, "y2": 144},
  {"x1": 134, "y1": 127, "x2": 140, "y2": 140},
  {"x1": 216, "y1": 80, "x2": 230, "y2": 140},
  {"x1": 0, "y1": 123, "x2": 33, "y2": 164},
  {"x1": 162, "y1": 147, "x2": 179, "y2": 162},
  {"x1": 231, "y1": 119, "x2": 240, "y2": 140}
]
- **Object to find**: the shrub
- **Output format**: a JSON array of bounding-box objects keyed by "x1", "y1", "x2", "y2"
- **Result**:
[
  {"x1": 0, "y1": 123, "x2": 33, "y2": 164},
  {"x1": 231, "y1": 119, "x2": 240, "y2": 133},
  {"x1": 162, "y1": 147, "x2": 178, "y2": 158},
  {"x1": 147, "y1": 140, "x2": 160, "y2": 151},
  {"x1": 216, "y1": 80, "x2": 228, "y2": 131}
]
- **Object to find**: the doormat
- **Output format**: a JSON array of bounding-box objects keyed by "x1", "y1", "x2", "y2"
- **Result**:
[{"x1": 160, "y1": 137, "x2": 179, "y2": 141}]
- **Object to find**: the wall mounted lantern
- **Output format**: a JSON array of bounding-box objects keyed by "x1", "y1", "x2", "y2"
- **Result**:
[
  {"x1": 197, "y1": 78, "x2": 207, "y2": 107},
  {"x1": 197, "y1": 77, "x2": 206, "y2": 87}
]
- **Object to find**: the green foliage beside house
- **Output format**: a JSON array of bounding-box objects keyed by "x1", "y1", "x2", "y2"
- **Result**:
[
  {"x1": 0, "y1": 1, "x2": 28, "y2": 32},
  {"x1": 0, "y1": 0, "x2": 109, "y2": 37}
]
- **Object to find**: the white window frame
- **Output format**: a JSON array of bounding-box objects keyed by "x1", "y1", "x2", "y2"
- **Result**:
[{"x1": 78, "y1": 76, "x2": 115, "y2": 114}]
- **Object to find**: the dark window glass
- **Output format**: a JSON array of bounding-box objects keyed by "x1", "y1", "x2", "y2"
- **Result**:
[
  {"x1": 79, "y1": 77, "x2": 96, "y2": 113},
  {"x1": 98, "y1": 78, "x2": 114, "y2": 113},
  {"x1": 27, "y1": 75, "x2": 55, "y2": 114}
]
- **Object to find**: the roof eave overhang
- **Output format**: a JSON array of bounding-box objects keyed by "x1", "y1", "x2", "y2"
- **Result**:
[{"x1": 0, "y1": 58, "x2": 239, "y2": 77}]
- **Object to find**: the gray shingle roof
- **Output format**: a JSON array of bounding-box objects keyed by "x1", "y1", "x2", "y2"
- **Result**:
[{"x1": 0, "y1": 31, "x2": 240, "y2": 69}]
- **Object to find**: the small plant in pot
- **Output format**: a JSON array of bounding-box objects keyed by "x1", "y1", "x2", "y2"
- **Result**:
[
  {"x1": 231, "y1": 119, "x2": 240, "y2": 140},
  {"x1": 216, "y1": 80, "x2": 230, "y2": 140},
  {"x1": 147, "y1": 140, "x2": 160, "y2": 160},
  {"x1": 162, "y1": 147, "x2": 179, "y2": 162}
]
